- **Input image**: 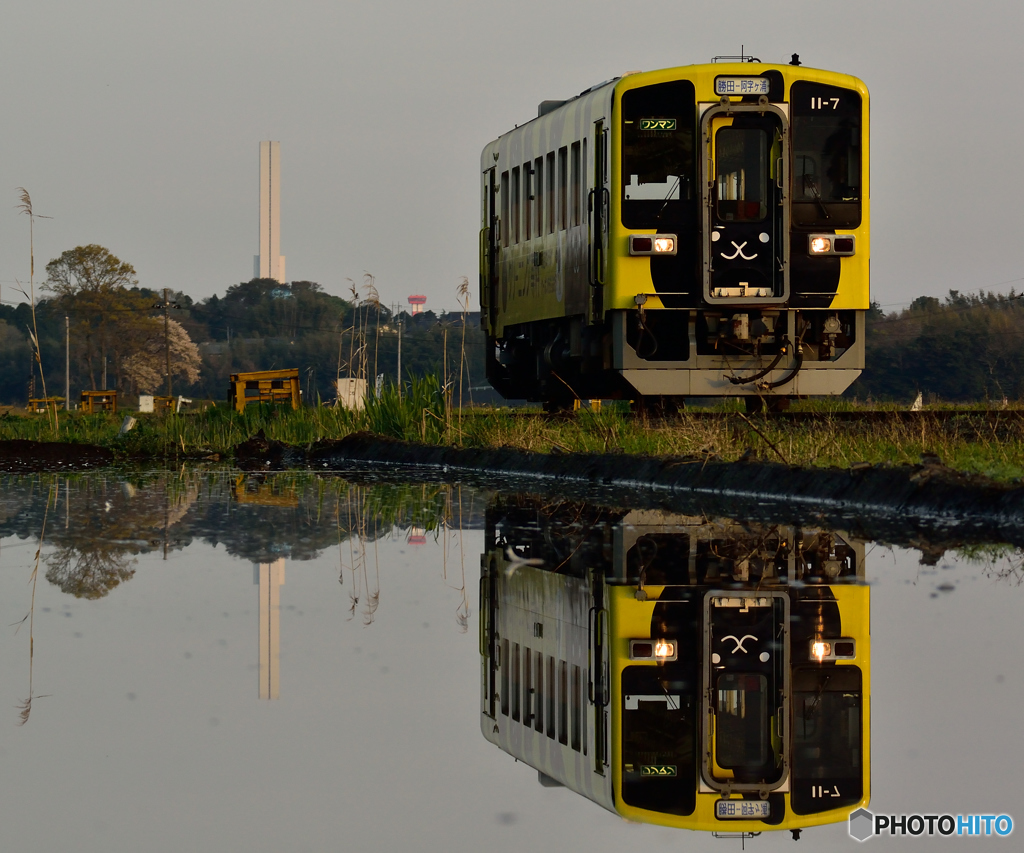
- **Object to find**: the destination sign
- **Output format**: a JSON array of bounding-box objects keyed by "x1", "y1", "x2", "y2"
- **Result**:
[
  {"x1": 714, "y1": 76, "x2": 770, "y2": 96},
  {"x1": 639, "y1": 118, "x2": 676, "y2": 131}
]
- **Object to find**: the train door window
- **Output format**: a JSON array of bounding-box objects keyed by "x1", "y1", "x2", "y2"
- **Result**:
[
  {"x1": 791, "y1": 82, "x2": 862, "y2": 228},
  {"x1": 500, "y1": 171, "x2": 510, "y2": 248},
  {"x1": 546, "y1": 152, "x2": 556, "y2": 234},
  {"x1": 511, "y1": 167, "x2": 521, "y2": 244},
  {"x1": 534, "y1": 651, "x2": 544, "y2": 732},
  {"x1": 715, "y1": 128, "x2": 768, "y2": 222},
  {"x1": 621, "y1": 80, "x2": 695, "y2": 229},
  {"x1": 534, "y1": 157, "x2": 544, "y2": 237},
  {"x1": 558, "y1": 661, "x2": 569, "y2": 745},
  {"x1": 512, "y1": 642, "x2": 521, "y2": 721},
  {"x1": 501, "y1": 639, "x2": 510, "y2": 716},
  {"x1": 558, "y1": 147, "x2": 568, "y2": 230},
  {"x1": 570, "y1": 142, "x2": 581, "y2": 227},
  {"x1": 546, "y1": 657, "x2": 556, "y2": 739},
  {"x1": 582, "y1": 139, "x2": 587, "y2": 218}
]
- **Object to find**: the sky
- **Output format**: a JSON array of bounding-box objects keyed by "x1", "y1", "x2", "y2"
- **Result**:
[{"x1": 1, "y1": 0, "x2": 1022, "y2": 315}]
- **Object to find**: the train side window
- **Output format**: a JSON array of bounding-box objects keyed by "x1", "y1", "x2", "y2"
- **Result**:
[
  {"x1": 500, "y1": 171, "x2": 510, "y2": 248},
  {"x1": 534, "y1": 157, "x2": 544, "y2": 237},
  {"x1": 571, "y1": 664, "x2": 582, "y2": 751},
  {"x1": 501, "y1": 639, "x2": 510, "y2": 715},
  {"x1": 546, "y1": 152, "x2": 556, "y2": 235},
  {"x1": 524, "y1": 646, "x2": 533, "y2": 724},
  {"x1": 512, "y1": 642, "x2": 521, "y2": 721},
  {"x1": 558, "y1": 660, "x2": 569, "y2": 745},
  {"x1": 524, "y1": 166, "x2": 533, "y2": 240},
  {"x1": 570, "y1": 142, "x2": 581, "y2": 227},
  {"x1": 535, "y1": 651, "x2": 544, "y2": 732},
  {"x1": 547, "y1": 656, "x2": 556, "y2": 739},
  {"x1": 558, "y1": 147, "x2": 568, "y2": 230},
  {"x1": 511, "y1": 167, "x2": 521, "y2": 244}
]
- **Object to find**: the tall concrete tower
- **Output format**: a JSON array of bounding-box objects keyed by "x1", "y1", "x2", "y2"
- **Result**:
[{"x1": 254, "y1": 141, "x2": 286, "y2": 283}]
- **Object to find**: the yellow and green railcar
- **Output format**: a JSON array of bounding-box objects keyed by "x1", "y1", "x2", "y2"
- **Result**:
[
  {"x1": 479, "y1": 498, "x2": 870, "y2": 836},
  {"x1": 479, "y1": 57, "x2": 868, "y2": 410}
]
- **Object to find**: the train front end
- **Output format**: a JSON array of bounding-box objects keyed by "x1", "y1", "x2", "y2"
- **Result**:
[{"x1": 607, "y1": 62, "x2": 869, "y2": 404}]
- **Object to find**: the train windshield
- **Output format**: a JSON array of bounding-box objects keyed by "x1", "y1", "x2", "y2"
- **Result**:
[
  {"x1": 791, "y1": 82, "x2": 862, "y2": 228},
  {"x1": 790, "y1": 666, "x2": 863, "y2": 813},
  {"x1": 620, "y1": 665, "x2": 696, "y2": 815},
  {"x1": 620, "y1": 80, "x2": 696, "y2": 229}
]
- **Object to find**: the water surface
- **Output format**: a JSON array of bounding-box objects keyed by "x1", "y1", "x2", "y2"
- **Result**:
[{"x1": 0, "y1": 471, "x2": 1020, "y2": 851}]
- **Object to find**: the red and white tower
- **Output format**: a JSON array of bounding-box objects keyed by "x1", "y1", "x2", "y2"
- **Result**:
[{"x1": 408, "y1": 295, "x2": 427, "y2": 315}]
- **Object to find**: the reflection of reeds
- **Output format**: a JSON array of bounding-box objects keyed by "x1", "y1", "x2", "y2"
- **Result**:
[{"x1": 15, "y1": 483, "x2": 54, "y2": 724}]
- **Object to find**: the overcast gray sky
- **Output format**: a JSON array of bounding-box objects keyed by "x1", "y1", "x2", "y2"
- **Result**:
[{"x1": 2, "y1": 0, "x2": 1021, "y2": 314}]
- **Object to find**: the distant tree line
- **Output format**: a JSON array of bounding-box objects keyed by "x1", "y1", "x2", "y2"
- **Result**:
[
  {"x1": 0, "y1": 245, "x2": 487, "y2": 407},
  {"x1": 851, "y1": 289, "x2": 1024, "y2": 402}
]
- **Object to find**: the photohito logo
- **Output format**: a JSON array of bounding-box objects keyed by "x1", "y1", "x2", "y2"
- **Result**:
[{"x1": 849, "y1": 808, "x2": 1013, "y2": 841}]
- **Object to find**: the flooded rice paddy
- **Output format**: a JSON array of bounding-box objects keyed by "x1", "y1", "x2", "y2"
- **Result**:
[{"x1": 0, "y1": 470, "x2": 1021, "y2": 851}]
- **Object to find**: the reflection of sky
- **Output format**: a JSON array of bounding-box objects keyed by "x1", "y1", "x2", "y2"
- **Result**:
[{"x1": 1, "y1": 512, "x2": 1021, "y2": 851}]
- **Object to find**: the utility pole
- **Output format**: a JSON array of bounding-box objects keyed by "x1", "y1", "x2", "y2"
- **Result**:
[
  {"x1": 397, "y1": 315, "x2": 402, "y2": 400},
  {"x1": 65, "y1": 315, "x2": 70, "y2": 410},
  {"x1": 164, "y1": 288, "x2": 172, "y2": 398}
]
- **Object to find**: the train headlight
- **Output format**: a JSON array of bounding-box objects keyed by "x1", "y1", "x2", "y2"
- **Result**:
[
  {"x1": 654, "y1": 640, "x2": 676, "y2": 659},
  {"x1": 811, "y1": 641, "x2": 831, "y2": 660},
  {"x1": 629, "y1": 234, "x2": 678, "y2": 256},
  {"x1": 808, "y1": 234, "x2": 856, "y2": 256}
]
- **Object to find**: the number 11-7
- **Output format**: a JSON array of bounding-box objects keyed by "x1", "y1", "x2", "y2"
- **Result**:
[{"x1": 812, "y1": 97, "x2": 840, "y2": 110}]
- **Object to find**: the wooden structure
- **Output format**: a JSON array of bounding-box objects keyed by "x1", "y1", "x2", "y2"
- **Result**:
[
  {"x1": 28, "y1": 397, "x2": 63, "y2": 416},
  {"x1": 228, "y1": 369, "x2": 301, "y2": 413},
  {"x1": 80, "y1": 390, "x2": 117, "y2": 414}
]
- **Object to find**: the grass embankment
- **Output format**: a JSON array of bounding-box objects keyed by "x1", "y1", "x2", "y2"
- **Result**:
[{"x1": 2, "y1": 379, "x2": 1023, "y2": 481}]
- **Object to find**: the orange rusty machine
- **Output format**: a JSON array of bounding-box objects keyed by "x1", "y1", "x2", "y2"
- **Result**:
[{"x1": 228, "y1": 369, "x2": 301, "y2": 413}]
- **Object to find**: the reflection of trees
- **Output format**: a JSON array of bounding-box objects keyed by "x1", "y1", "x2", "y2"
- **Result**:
[{"x1": 45, "y1": 544, "x2": 137, "y2": 599}]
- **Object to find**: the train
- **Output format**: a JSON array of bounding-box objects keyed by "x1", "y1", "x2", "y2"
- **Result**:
[
  {"x1": 479, "y1": 56, "x2": 869, "y2": 411},
  {"x1": 479, "y1": 496, "x2": 870, "y2": 837}
]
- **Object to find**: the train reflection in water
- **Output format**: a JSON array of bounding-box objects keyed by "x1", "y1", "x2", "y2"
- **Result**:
[{"x1": 479, "y1": 498, "x2": 869, "y2": 837}]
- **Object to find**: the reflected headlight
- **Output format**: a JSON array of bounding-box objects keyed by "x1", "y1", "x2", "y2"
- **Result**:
[
  {"x1": 630, "y1": 638, "x2": 678, "y2": 661},
  {"x1": 654, "y1": 640, "x2": 676, "y2": 659},
  {"x1": 629, "y1": 234, "x2": 678, "y2": 256}
]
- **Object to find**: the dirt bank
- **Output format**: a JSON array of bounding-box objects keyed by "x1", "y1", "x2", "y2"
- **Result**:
[
  {"x1": 238, "y1": 432, "x2": 1024, "y2": 549},
  {"x1": 0, "y1": 440, "x2": 114, "y2": 473}
]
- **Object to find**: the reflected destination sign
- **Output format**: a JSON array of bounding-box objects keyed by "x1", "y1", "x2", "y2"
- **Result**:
[{"x1": 715, "y1": 76, "x2": 770, "y2": 96}]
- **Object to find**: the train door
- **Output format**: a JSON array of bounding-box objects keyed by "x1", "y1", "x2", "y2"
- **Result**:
[
  {"x1": 481, "y1": 167, "x2": 499, "y2": 331},
  {"x1": 479, "y1": 552, "x2": 498, "y2": 719},
  {"x1": 701, "y1": 591, "x2": 790, "y2": 796},
  {"x1": 700, "y1": 100, "x2": 790, "y2": 305},
  {"x1": 589, "y1": 569, "x2": 609, "y2": 774},
  {"x1": 589, "y1": 121, "x2": 609, "y2": 323}
]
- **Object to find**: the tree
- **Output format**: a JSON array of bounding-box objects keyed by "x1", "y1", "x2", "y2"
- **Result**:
[
  {"x1": 121, "y1": 316, "x2": 201, "y2": 394},
  {"x1": 44, "y1": 245, "x2": 145, "y2": 390}
]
